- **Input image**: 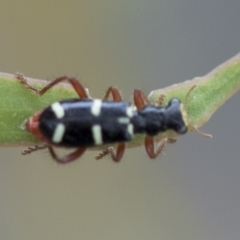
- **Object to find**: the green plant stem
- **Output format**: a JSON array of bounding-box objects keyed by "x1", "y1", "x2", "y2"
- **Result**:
[{"x1": 0, "y1": 52, "x2": 240, "y2": 148}]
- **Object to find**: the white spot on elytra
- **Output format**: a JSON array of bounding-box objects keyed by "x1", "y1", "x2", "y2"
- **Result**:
[
  {"x1": 91, "y1": 99, "x2": 102, "y2": 116},
  {"x1": 51, "y1": 102, "x2": 64, "y2": 119},
  {"x1": 118, "y1": 117, "x2": 130, "y2": 124},
  {"x1": 126, "y1": 106, "x2": 134, "y2": 118},
  {"x1": 52, "y1": 123, "x2": 65, "y2": 143},
  {"x1": 127, "y1": 123, "x2": 134, "y2": 136},
  {"x1": 92, "y1": 125, "x2": 102, "y2": 145}
]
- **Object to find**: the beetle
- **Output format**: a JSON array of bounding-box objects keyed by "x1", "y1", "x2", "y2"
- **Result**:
[{"x1": 17, "y1": 74, "x2": 191, "y2": 164}]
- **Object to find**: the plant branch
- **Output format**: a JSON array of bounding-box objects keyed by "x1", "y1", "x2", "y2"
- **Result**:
[{"x1": 0, "y1": 52, "x2": 240, "y2": 148}]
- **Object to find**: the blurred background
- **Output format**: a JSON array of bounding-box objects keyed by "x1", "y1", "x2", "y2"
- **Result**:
[{"x1": 1, "y1": 1, "x2": 240, "y2": 239}]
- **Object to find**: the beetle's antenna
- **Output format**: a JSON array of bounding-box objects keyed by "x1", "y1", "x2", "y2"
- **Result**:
[
  {"x1": 184, "y1": 85, "x2": 212, "y2": 138},
  {"x1": 184, "y1": 85, "x2": 197, "y2": 103}
]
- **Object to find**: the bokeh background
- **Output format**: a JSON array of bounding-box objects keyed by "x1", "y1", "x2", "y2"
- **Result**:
[{"x1": 1, "y1": 1, "x2": 240, "y2": 239}]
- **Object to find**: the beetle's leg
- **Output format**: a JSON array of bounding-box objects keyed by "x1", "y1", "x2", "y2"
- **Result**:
[
  {"x1": 96, "y1": 143, "x2": 125, "y2": 162},
  {"x1": 133, "y1": 90, "x2": 150, "y2": 110},
  {"x1": 22, "y1": 144, "x2": 48, "y2": 155},
  {"x1": 167, "y1": 138, "x2": 177, "y2": 144},
  {"x1": 48, "y1": 146, "x2": 86, "y2": 164},
  {"x1": 108, "y1": 143, "x2": 125, "y2": 162},
  {"x1": 156, "y1": 94, "x2": 165, "y2": 106},
  {"x1": 95, "y1": 149, "x2": 110, "y2": 160},
  {"x1": 144, "y1": 136, "x2": 168, "y2": 159},
  {"x1": 16, "y1": 73, "x2": 41, "y2": 93},
  {"x1": 16, "y1": 73, "x2": 89, "y2": 98},
  {"x1": 103, "y1": 87, "x2": 122, "y2": 101}
]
